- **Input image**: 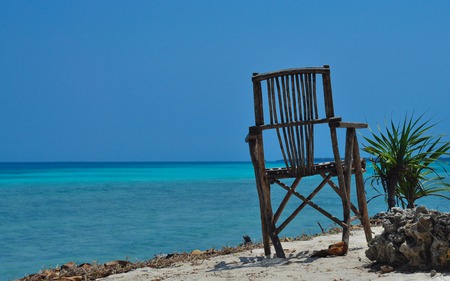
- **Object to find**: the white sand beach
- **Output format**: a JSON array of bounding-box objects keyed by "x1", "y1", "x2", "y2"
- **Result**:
[{"x1": 99, "y1": 227, "x2": 449, "y2": 281}]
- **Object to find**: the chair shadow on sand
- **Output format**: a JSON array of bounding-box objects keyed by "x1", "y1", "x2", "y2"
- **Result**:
[{"x1": 207, "y1": 246, "x2": 366, "y2": 273}]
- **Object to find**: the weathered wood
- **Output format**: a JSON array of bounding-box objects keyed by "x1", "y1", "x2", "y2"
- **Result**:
[
  {"x1": 329, "y1": 121, "x2": 368, "y2": 129},
  {"x1": 276, "y1": 173, "x2": 332, "y2": 234},
  {"x1": 320, "y1": 173, "x2": 361, "y2": 216},
  {"x1": 274, "y1": 177, "x2": 302, "y2": 223},
  {"x1": 312, "y1": 73, "x2": 318, "y2": 119},
  {"x1": 248, "y1": 66, "x2": 371, "y2": 258},
  {"x1": 330, "y1": 126, "x2": 351, "y2": 245},
  {"x1": 274, "y1": 179, "x2": 347, "y2": 230},
  {"x1": 322, "y1": 69, "x2": 334, "y2": 118},
  {"x1": 265, "y1": 161, "x2": 337, "y2": 179},
  {"x1": 344, "y1": 129, "x2": 355, "y2": 195},
  {"x1": 252, "y1": 67, "x2": 330, "y2": 82},
  {"x1": 255, "y1": 118, "x2": 339, "y2": 131},
  {"x1": 352, "y1": 134, "x2": 373, "y2": 242},
  {"x1": 293, "y1": 74, "x2": 304, "y2": 169},
  {"x1": 251, "y1": 134, "x2": 286, "y2": 258},
  {"x1": 252, "y1": 78, "x2": 264, "y2": 126},
  {"x1": 248, "y1": 136, "x2": 271, "y2": 256},
  {"x1": 341, "y1": 128, "x2": 356, "y2": 246}
]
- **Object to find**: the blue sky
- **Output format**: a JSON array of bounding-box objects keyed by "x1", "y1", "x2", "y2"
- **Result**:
[{"x1": 1, "y1": 1, "x2": 449, "y2": 161}]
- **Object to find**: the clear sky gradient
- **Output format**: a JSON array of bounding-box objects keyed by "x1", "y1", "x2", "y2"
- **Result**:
[{"x1": 1, "y1": 1, "x2": 449, "y2": 161}]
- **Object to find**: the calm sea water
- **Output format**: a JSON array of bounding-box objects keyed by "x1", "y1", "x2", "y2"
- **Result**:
[{"x1": 1, "y1": 161, "x2": 449, "y2": 280}]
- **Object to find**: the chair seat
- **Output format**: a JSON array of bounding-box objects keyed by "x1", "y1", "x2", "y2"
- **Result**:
[{"x1": 266, "y1": 159, "x2": 366, "y2": 180}]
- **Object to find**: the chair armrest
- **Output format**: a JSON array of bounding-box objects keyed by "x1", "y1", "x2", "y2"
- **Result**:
[
  {"x1": 329, "y1": 121, "x2": 368, "y2": 129},
  {"x1": 245, "y1": 127, "x2": 259, "y2": 143}
]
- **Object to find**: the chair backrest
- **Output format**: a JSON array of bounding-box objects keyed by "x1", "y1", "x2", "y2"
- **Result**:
[{"x1": 251, "y1": 66, "x2": 337, "y2": 176}]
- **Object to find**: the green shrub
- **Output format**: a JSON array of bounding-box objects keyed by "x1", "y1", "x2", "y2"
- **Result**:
[{"x1": 363, "y1": 114, "x2": 450, "y2": 209}]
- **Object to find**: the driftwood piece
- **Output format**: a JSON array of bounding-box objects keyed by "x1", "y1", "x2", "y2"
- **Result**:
[{"x1": 311, "y1": 241, "x2": 349, "y2": 258}]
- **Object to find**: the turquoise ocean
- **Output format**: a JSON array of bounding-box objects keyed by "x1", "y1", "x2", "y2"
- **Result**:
[{"x1": 1, "y1": 161, "x2": 449, "y2": 280}]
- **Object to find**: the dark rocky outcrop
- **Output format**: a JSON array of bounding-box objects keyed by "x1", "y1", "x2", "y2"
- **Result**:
[{"x1": 366, "y1": 206, "x2": 450, "y2": 271}]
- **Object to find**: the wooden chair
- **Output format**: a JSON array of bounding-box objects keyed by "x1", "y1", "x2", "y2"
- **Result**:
[{"x1": 246, "y1": 65, "x2": 372, "y2": 258}]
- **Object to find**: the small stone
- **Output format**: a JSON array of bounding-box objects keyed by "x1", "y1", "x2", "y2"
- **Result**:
[
  {"x1": 61, "y1": 261, "x2": 77, "y2": 270},
  {"x1": 383, "y1": 220, "x2": 396, "y2": 234},
  {"x1": 214, "y1": 261, "x2": 227, "y2": 269},
  {"x1": 430, "y1": 270, "x2": 437, "y2": 277},
  {"x1": 78, "y1": 263, "x2": 92, "y2": 269},
  {"x1": 104, "y1": 260, "x2": 131, "y2": 267},
  {"x1": 415, "y1": 206, "x2": 428, "y2": 216},
  {"x1": 380, "y1": 265, "x2": 394, "y2": 274},
  {"x1": 58, "y1": 277, "x2": 83, "y2": 281},
  {"x1": 40, "y1": 269, "x2": 57, "y2": 278},
  {"x1": 204, "y1": 248, "x2": 216, "y2": 254},
  {"x1": 190, "y1": 249, "x2": 203, "y2": 256}
]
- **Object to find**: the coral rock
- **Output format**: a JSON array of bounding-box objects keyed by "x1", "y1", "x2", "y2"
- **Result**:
[{"x1": 367, "y1": 207, "x2": 450, "y2": 271}]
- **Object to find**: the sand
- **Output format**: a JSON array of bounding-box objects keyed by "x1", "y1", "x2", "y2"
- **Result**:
[{"x1": 99, "y1": 227, "x2": 449, "y2": 281}]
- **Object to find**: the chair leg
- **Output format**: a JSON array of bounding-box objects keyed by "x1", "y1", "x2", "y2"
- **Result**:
[
  {"x1": 352, "y1": 136, "x2": 373, "y2": 242},
  {"x1": 260, "y1": 181, "x2": 286, "y2": 258},
  {"x1": 256, "y1": 177, "x2": 286, "y2": 258},
  {"x1": 267, "y1": 219, "x2": 285, "y2": 258},
  {"x1": 248, "y1": 137, "x2": 285, "y2": 258},
  {"x1": 269, "y1": 228, "x2": 285, "y2": 258},
  {"x1": 340, "y1": 128, "x2": 356, "y2": 248},
  {"x1": 340, "y1": 189, "x2": 351, "y2": 247},
  {"x1": 330, "y1": 127, "x2": 349, "y2": 248},
  {"x1": 256, "y1": 182, "x2": 271, "y2": 256},
  {"x1": 355, "y1": 167, "x2": 372, "y2": 242}
]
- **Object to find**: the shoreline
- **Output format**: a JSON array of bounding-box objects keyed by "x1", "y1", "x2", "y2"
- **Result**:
[
  {"x1": 19, "y1": 226, "x2": 449, "y2": 281},
  {"x1": 98, "y1": 226, "x2": 446, "y2": 281},
  {"x1": 17, "y1": 226, "x2": 344, "y2": 281},
  {"x1": 98, "y1": 226, "x2": 447, "y2": 281}
]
